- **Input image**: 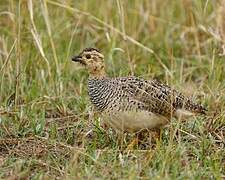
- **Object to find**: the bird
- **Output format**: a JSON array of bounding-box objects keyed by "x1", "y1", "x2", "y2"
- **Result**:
[{"x1": 72, "y1": 47, "x2": 207, "y2": 133}]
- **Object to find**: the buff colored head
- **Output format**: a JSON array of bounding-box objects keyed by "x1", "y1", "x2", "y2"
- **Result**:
[{"x1": 72, "y1": 48, "x2": 105, "y2": 77}]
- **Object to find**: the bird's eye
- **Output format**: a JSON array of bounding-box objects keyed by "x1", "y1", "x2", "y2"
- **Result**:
[{"x1": 86, "y1": 54, "x2": 91, "y2": 59}]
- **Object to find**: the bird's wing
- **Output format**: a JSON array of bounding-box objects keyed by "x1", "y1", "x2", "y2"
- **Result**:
[{"x1": 118, "y1": 77, "x2": 186, "y2": 117}]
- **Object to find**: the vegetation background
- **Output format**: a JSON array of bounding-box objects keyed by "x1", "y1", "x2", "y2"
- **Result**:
[{"x1": 0, "y1": 0, "x2": 224, "y2": 179}]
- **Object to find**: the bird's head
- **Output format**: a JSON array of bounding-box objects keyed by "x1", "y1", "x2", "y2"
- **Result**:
[{"x1": 72, "y1": 48, "x2": 105, "y2": 77}]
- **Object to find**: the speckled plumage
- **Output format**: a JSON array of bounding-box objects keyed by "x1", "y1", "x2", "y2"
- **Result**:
[
  {"x1": 72, "y1": 48, "x2": 206, "y2": 132},
  {"x1": 88, "y1": 76, "x2": 205, "y2": 115}
]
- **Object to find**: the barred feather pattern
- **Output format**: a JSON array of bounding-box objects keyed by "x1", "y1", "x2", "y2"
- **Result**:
[{"x1": 88, "y1": 76, "x2": 206, "y2": 117}]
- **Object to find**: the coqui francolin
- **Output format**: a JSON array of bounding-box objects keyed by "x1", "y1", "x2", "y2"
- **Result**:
[{"x1": 72, "y1": 48, "x2": 206, "y2": 133}]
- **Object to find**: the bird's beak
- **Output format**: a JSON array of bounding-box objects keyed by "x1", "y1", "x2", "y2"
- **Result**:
[{"x1": 72, "y1": 55, "x2": 82, "y2": 62}]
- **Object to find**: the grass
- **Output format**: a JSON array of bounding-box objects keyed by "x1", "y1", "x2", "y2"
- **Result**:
[{"x1": 0, "y1": 0, "x2": 224, "y2": 179}]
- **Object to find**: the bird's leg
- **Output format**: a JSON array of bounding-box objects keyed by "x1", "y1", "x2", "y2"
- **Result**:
[
  {"x1": 134, "y1": 128, "x2": 162, "y2": 148},
  {"x1": 125, "y1": 128, "x2": 162, "y2": 150},
  {"x1": 148, "y1": 128, "x2": 161, "y2": 143},
  {"x1": 126, "y1": 133, "x2": 139, "y2": 150},
  {"x1": 153, "y1": 128, "x2": 161, "y2": 138}
]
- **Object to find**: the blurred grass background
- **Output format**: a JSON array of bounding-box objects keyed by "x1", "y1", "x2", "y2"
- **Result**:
[{"x1": 0, "y1": 0, "x2": 224, "y2": 179}]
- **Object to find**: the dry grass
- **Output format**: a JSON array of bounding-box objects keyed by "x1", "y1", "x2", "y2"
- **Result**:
[{"x1": 0, "y1": 0, "x2": 224, "y2": 179}]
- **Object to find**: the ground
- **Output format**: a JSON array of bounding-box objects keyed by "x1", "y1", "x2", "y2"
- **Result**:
[{"x1": 0, "y1": 0, "x2": 224, "y2": 179}]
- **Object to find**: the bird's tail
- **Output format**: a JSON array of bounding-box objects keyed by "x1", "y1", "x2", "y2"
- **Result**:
[
  {"x1": 184, "y1": 99, "x2": 207, "y2": 115},
  {"x1": 175, "y1": 98, "x2": 207, "y2": 118}
]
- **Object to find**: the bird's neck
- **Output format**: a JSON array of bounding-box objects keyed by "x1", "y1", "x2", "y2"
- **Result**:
[
  {"x1": 89, "y1": 71, "x2": 106, "y2": 78},
  {"x1": 89, "y1": 66, "x2": 106, "y2": 79},
  {"x1": 87, "y1": 76, "x2": 109, "y2": 111}
]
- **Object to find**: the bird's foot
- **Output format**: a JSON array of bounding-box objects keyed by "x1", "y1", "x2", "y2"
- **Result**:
[
  {"x1": 135, "y1": 128, "x2": 161, "y2": 149},
  {"x1": 126, "y1": 136, "x2": 139, "y2": 150}
]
